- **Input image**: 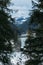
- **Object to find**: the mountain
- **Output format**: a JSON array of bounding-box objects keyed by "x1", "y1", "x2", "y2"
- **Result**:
[
  {"x1": 9, "y1": 17, "x2": 30, "y2": 35},
  {"x1": 15, "y1": 17, "x2": 27, "y2": 25},
  {"x1": 16, "y1": 17, "x2": 30, "y2": 34}
]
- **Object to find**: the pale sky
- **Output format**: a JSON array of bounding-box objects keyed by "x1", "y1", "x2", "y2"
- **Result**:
[
  {"x1": 9, "y1": 0, "x2": 32, "y2": 17},
  {"x1": 9, "y1": 0, "x2": 32, "y2": 24},
  {"x1": 11, "y1": 0, "x2": 32, "y2": 9}
]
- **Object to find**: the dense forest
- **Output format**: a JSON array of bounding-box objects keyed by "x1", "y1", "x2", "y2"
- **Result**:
[
  {"x1": 24, "y1": 0, "x2": 43, "y2": 65},
  {"x1": 0, "y1": 0, "x2": 43, "y2": 65},
  {"x1": 0, "y1": 0, "x2": 18, "y2": 65}
]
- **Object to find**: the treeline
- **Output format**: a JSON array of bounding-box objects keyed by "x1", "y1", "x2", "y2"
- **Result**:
[
  {"x1": 0, "y1": 0, "x2": 18, "y2": 64},
  {"x1": 24, "y1": 0, "x2": 43, "y2": 65}
]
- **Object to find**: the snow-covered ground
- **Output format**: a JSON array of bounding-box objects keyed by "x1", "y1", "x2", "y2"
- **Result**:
[
  {"x1": 0, "y1": 62, "x2": 4, "y2": 65},
  {"x1": 10, "y1": 34, "x2": 29, "y2": 65},
  {"x1": 20, "y1": 37, "x2": 27, "y2": 48},
  {"x1": 10, "y1": 52, "x2": 29, "y2": 65},
  {"x1": 20, "y1": 34, "x2": 28, "y2": 48}
]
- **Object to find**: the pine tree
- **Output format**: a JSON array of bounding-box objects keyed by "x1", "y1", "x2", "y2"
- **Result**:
[
  {"x1": 0, "y1": 0, "x2": 18, "y2": 64},
  {"x1": 24, "y1": 0, "x2": 43, "y2": 65}
]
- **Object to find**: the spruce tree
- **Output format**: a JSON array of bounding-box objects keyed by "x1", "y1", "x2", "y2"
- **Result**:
[
  {"x1": 0, "y1": 0, "x2": 18, "y2": 64},
  {"x1": 24, "y1": 0, "x2": 43, "y2": 65}
]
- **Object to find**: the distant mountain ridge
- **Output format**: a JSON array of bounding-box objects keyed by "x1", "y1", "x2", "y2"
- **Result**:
[
  {"x1": 15, "y1": 17, "x2": 30, "y2": 34},
  {"x1": 15, "y1": 17, "x2": 28, "y2": 24}
]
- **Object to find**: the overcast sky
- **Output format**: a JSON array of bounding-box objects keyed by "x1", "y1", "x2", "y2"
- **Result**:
[
  {"x1": 9, "y1": 0, "x2": 32, "y2": 18},
  {"x1": 11, "y1": 0, "x2": 32, "y2": 9}
]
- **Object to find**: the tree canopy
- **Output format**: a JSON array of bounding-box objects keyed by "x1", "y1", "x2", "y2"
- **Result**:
[
  {"x1": 24, "y1": 0, "x2": 43, "y2": 65},
  {"x1": 0, "y1": 0, "x2": 18, "y2": 64}
]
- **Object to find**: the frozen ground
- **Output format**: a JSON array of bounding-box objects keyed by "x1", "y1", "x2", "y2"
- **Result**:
[
  {"x1": 10, "y1": 52, "x2": 29, "y2": 65},
  {"x1": 10, "y1": 34, "x2": 29, "y2": 65}
]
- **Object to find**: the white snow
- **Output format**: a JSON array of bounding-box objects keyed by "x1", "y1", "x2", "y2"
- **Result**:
[
  {"x1": 10, "y1": 52, "x2": 29, "y2": 65},
  {"x1": 32, "y1": 0, "x2": 39, "y2": 4},
  {"x1": 20, "y1": 34, "x2": 28, "y2": 48},
  {"x1": 20, "y1": 37, "x2": 27, "y2": 48},
  {"x1": 0, "y1": 62, "x2": 3, "y2": 65},
  {"x1": 10, "y1": 34, "x2": 29, "y2": 65}
]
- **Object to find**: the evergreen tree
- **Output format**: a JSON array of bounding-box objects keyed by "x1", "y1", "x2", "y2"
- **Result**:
[
  {"x1": 0, "y1": 0, "x2": 18, "y2": 64},
  {"x1": 24, "y1": 0, "x2": 43, "y2": 65}
]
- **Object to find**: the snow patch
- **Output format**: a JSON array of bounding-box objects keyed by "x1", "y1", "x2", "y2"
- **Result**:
[{"x1": 10, "y1": 52, "x2": 29, "y2": 65}]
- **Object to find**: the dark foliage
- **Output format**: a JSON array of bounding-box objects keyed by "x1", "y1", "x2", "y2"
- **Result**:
[
  {"x1": 24, "y1": 0, "x2": 43, "y2": 65},
  {"x1": 0, "y1": 0, "x2": 18, "y2": 64}
]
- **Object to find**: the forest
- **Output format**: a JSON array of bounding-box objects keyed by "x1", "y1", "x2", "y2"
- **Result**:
[{"x1": 0, "y1": 0, "x2": 43, "y2": 65}]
